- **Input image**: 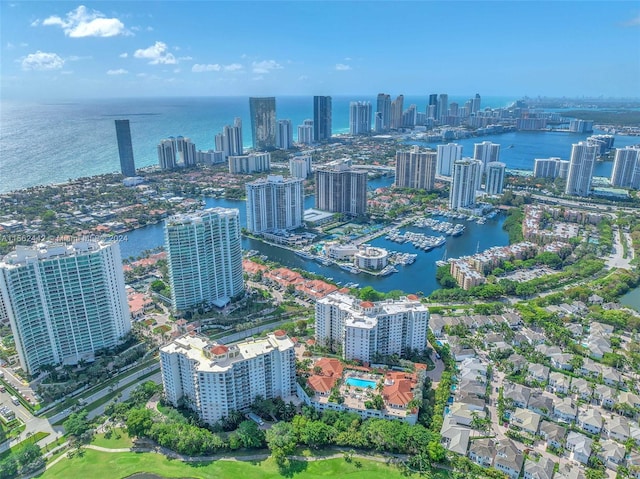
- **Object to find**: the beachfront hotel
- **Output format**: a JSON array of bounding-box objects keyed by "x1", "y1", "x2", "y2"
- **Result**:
[
  {"x1": 0, "y1": 241, "x2": 131, "y2": 374},
  {"x1": 315, "y1": 292, "x2": 429, "y2": 363},
  {"x1": 164, "y1": 208, "x2": 243, "y2": 312},
  {"x1": 160, "y1": 331, "x2": 296, "y2": 425}
]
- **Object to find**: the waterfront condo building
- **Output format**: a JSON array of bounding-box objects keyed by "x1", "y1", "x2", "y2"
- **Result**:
[
  {"x1": 565, "y1": 142, "x2": 597, "y2": 197},
  {"x1": 314, "y1": 159, "x2": 368, "y2": 216},
  {"x1": 533, "y1": 157, "x2": 570, "y2": 180},
  {"x1": 214, "y1": 118, "x2": 243, "y2": 159},
  {"x1": 436, "y1": 143, "x2": 463, "y2": 177},
  {"x1": 297, "y1": 122, "x2": 313, "y2": 145},
  {"x1": 390, "y1": 94, "x2": 404, "y2": 130},
  {"x1": 610, "y1": 146, "x2": 640, "y2": 189},
  {"x1": 485, "y1": 161, "x2": 506, "y2": 195},
  {"x1": 473, "y1": 141, "x2": 501, "y2": 171},
  {"x1": 164, "y1": 208, "x2": 243, "y2": 311},
  {"x1": 315, "y1": 292, "x2": 429, "y2": 363},
  {"x1": 0, "y1": 241, "x2": 131, "y2": 374},
  {"x1": 228, "y1": 152, "x2": 271, "y2": 174},
  {"x1": 437, "y1": 93, "x2": 449, "y2": 124},
  {"x1": 157, "y1": 136, "x2": 196, "y2": 169},
  {"x1": 449, "y1": 158, "x2": 483, "y2": 210},
  {"x1": 395, "y1": 146, "x2": 437, "y2": 191},
  {"x1": 245, "y1": 175, "x2": 304, "y2": 234},
  {"x1": 289, "y1": 155, "x2": 312, "y2": 179},
  {"x1": 276, "y1": 119, "x2": 293, "y2": 150},
  {"x1": 115, "y1": 119, "x2": 136, "y2": 177},
  {"x1": 313, "y1": 96, "x2": 332, "y2": 142},
  {"x1": 349, "y1": 101, "x2": 372, "y2": 135},
  {"x1": 249, "y1": 97, "x2": 276, "y2": 150},
  {"x1": 160, "y1": 331, "x2": 296, "y2": 425},
  {"x1": 375, "y1": 93, "x2": 391, "y2": 132}
]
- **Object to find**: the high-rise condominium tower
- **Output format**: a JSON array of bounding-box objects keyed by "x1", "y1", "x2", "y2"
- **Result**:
[
  {"x1": 215, "y1": 118, "x2": 243, "y2": 159},
  {"x1": 164, "y1": 208, "x2": 243, "y2": 311},
  {"x1": 375, "y1": 93, "x2": 391, "y2": 132},
  {"x1": 565, "y1": 142, "x2": 597, "y2": 197},
  {"x1": 473, "y1": 141, "x2": 501, "y2": 171},
  {"x1": 610, "y1": 146, "x2": 640, "y2": 189},
  {"x1": 115, "y1": 119, "x2": 136, "y2": 177},
  {"x1": 160, "y1": 331, "x2": 296, "y2": 425},
  {"x1": 390, "y1": 95, "x2": 404, "y2": 130},
  {"x1": 245, "y1": 175, "x2": 304, "y2": 234},
  {"x1": 0, "y1": 241, "x2": 131, "y2": 374},
  {"x1": 485, "y1": 162, "x2": 506, "y2": 195},
  {"x1": 249, "y1": 97, "x2": 276, "y2": 150},
  {"x1": 449, "y1": 159, "x2": 482, "y2": 210},
  {"x1": 437, "y1": 143, "x2": 463, "y2": 177},
  {"x1": 313, "y1": 96, "x2": 332, "y2": 142},
  {"x1": 349, "y1": 101, "x2": 372, "y2": 135},
  {"x1": 315, "y1": 159, "x2": 368, "y2": 216},
  {"x1": 427, "y1": 94, "x2": 438, "y2": 120},
  {"x1": 437, "y1": 94, "x2": 449, "y2": 124},
  {"x1": 276, "y1": 119, "x2": 293, "y2": 150},
  {"x1": 157, "y1": 136, "x2": 196, "y2": 169},
  {"x1": 395, "y1": 146, "x2": 437, "y2": 191}
]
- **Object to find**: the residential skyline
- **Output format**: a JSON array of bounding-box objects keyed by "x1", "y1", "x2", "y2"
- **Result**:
[{"x1": 1, "y1": 1, "x2": 639, "y2": 100}]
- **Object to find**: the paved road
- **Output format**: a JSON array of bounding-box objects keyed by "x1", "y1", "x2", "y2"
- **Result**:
[
  {"x1": 607, "y1": 226, "x2": 632, "y2": 270},
  {"x1": 48, "y1": 363, "x2": 160, "y2": 424}
]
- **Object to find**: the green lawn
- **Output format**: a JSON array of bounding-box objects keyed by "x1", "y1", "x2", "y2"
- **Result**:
[
  {"x1": 90, "y1": 428, "x2": 133, "y2": 449},
  {"x1": 39, "y1": 449, "x2": 447, "y2": 479}
]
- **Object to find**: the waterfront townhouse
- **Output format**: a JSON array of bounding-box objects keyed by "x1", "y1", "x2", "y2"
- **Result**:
[
  {"x1": 503, "y1": 382, "x2": 532, "y2": 409},
  {"x1": 598, "y1": 439, "x2": 625, "y2": 471},
  {"x1": 440, "y1": 416, "x2": 471, "y2": 455},
  {"x1": 160, "y1": 331, "x2": 296, "y2": 425},
  {"x1": 548, "y1": 372, "x2": 571, "y2": 395},
  {"x1": 566, "y1": 431, "x2": 593, "y2": 464},
  {"x1": 554, "y1": 397, "x2": 578, "y2": 423},
  {"x1": 593, "y1": 384, "x2": 617, "y2": 409},
  {"x1": 468, "y1": 438, "x2": 495, "y2": 467},
  {"x1": 539, "y1": 420, "x2": 567, "y2": 449},
  {"x1": 523, "y1": 456, "x2": 555, "y2": 479},
  {"x1": 511, "y1": 408, "x2": 541, "y2": 436},
  {"x1": 493, "y1": 439, "x2": 524, "y2": 479},
  {"x1": 578, "y1": 407, "x2": 604, "y2": 435},
  {"x1": 604, "y1": 415, "x2": 630, "y2": 442},
  {"x1": 526, "y1": 363, "x2": 550, "y2": 385},
  {"x1": 315, "y1": 292, "x2": 429, "y2": 363}
]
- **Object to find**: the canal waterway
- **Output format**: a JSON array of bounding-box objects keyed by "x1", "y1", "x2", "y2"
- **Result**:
[
  {"x1": 118, "y1": 176, "x2": 509, "y2": 295},
  {"x1": 620, "y1": 287, "x2": 640, "y2": 312}
]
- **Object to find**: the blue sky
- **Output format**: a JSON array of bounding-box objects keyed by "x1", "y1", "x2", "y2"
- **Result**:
[{"x1": 1, "y1": 1, "x2": 639, "y2": 100}]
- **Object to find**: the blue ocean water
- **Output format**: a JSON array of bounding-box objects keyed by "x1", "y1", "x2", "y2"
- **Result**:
[
  {"x1": 1, "y1": 95, "x2": 638, "y2": 193},
  {"x1": 0, "y1": 95, "x2": 514, "y2": 192}
]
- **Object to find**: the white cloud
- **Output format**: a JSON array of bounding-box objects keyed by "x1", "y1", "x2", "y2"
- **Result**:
[
  {"x1": 252, "y1": 60, "x2": 282, "y2": 74},
  {"x1": 21, "y1": 51, "x2": 64, "y2": 71},
  {"x1": 30, "y1": 19, "x2": 40, "y2": 27},
  {"x1": 192, "y1": 63, "x2": 244, "y2": 73},
  {"x1": 119, "y1": 52, "x2": 128, "y2": 58},
  {"x1": 335, "y1": 63, "x2": 352, "y2": 71},
  {"x1": 40, "y1": 5, "x2": 129, "y2": 38},
  {"x1": 252, "y1": 75, "x2": 264, "y2": 81},
  {"x1": 134, "y1": 41, "x2": 176, "y2": 65},
  {"x1": 67, "y1": 55, "x2": 92, "y2": 61},
  {"x1": 192, "y1": 63, "x2": 221, "y2": 72},
  {"x1": 146, "y1": 26, "x2": 154, "y2": 32},
  {"x1": 224, "y1": 63, "x2": 243, "y2": 72},
  {"x1": 622, "y1": 14, "x2": 640, "y2": 27},
  {"x1": 178, "y1": 56, "x2": 193, "y2": 61},
  {"x1": 20, "y1": 42, "x2": 28, "y2": 47},
  {"x1": 107, "y1": 68, "x2": 128, "y2": 75}
]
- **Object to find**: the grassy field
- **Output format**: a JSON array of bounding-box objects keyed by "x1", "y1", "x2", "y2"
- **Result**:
[
  {"x1": 38, "y1": 449, "x2": 450, "y2": 479},
  {"x1": 90, "y1": 429, "x2": 133, "y2": 449}
]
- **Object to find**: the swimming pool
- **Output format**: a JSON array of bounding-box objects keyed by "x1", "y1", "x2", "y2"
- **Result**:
[{"x1": 345, "y1": 377, "x2": 377, "y2": 389}]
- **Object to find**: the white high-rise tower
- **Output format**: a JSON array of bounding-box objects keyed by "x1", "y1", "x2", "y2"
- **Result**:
[
  {"x1": 0, "y1": 241, "x2": 131, "y2": 374},
  {"x1": 565, "y1": 142, "x2": 597, "y2": 197},
  {"x1": 449, "y1": 158, "x2": 482, "y2": 210},
  {"x1": 165, "y1": 208, "x2": 244, "y2": 311},
  {"x1": 473, "y1": 141, "x2": 501, "y2": 171},
  {"x1": 436, "y1": 143, "x2": 463, "y2": 177},
  {"x1": 246, "y1": 175, "x2": 304, "y2": 234}
]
